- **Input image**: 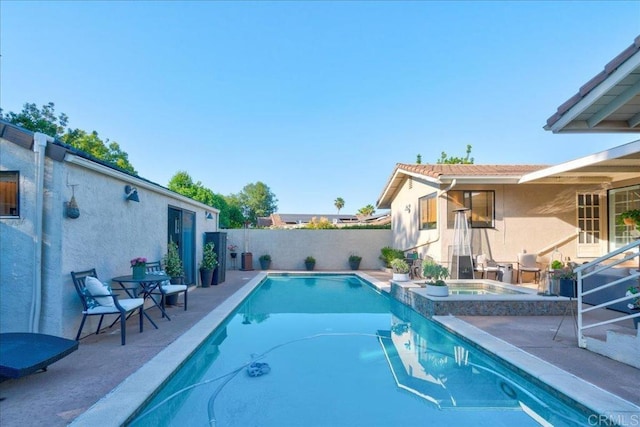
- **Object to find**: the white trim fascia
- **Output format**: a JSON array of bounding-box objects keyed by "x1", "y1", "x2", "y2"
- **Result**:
[
  {"x1": 64, "y1": 154, "x2": 220, "y2": 214},
  {"x1": 376, "y1": 169, "x2": 442, "y2": 208},
  {"x1": 519, "y1": 139, "x2": 640, "y2": 184},
  {"x1": 547, "y1": 51, "x2": 640, "y2": 133},
  {"x1": 439, "y1": 176, "x2": 524, "y2": 185},
  {"x1": 401, "y1": 170, "x2": 442, "y2": 184}
]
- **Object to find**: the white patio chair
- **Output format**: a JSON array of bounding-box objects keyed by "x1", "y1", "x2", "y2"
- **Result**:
[{"x1": 517, "y1": 252, "x2": 541, "y2": 284}]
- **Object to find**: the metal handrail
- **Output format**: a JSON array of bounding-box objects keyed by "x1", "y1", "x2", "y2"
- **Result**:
[{"x1": 575, "y1": 239, "x2": 640, "y2": 348}]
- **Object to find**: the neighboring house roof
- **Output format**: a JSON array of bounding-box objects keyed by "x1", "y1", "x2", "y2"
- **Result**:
[
  {"x1": 544, "y1": 35, "x2": 640, "y2": 133},
  {"x1": 262, "y1": 212, "x2": 391, "y2": 228},
  {"x1": 377, "y1": 164, "x2": 548, "y2": 209}
]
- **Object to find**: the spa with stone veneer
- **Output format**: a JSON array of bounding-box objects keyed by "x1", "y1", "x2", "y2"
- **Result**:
[{"x1": 391, "y1": 280, "x2": 574, "y2": 317}]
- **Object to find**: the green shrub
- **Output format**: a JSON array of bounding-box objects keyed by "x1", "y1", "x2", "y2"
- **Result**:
[
  {"x1": 422, "y1": 260, "x2": 449, "y2": 285},
  {"x1": 199, "y1": 242, "x2": 218, "y2": 270},
  {"x1": 379, "y1": 246, "x2": 405, "y2": 268},
  {"x1": 390, "y1": 258, "x2": 410, "y2": 274}
]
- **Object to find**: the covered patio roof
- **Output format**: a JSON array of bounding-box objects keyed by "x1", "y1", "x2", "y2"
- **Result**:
[
  {"x1": 519, "y1": 139, "x2": 640, "y2": 185},
  {"x1": 544, "y1": 36, "x2": 640, "y2": 133}
]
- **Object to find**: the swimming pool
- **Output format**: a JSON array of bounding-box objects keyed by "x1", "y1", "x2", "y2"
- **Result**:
[{"x1": 127, "y1": 274, "x2": 591, "y2": 426}]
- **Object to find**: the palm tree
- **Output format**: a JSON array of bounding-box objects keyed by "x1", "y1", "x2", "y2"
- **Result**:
[
  {"x1": 357, "y1": 204, "x2": 375, "y2": 216},
  {"x1": 334, "y1": 197, "x2": 345, "y2": 214}
]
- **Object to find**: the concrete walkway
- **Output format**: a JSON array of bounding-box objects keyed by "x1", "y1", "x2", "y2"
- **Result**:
[{"x1": 0, "y1": 270, "x2": 638, "y2": 426}]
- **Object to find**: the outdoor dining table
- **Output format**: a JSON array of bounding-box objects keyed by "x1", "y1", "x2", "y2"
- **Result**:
[{"x1": 111, "y1": 274, "x2": 170, "y2": 329}]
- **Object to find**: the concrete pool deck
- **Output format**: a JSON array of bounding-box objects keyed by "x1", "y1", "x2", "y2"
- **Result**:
[{"x1": 0, "y1": 269, "x2": 638, "y2": 426}]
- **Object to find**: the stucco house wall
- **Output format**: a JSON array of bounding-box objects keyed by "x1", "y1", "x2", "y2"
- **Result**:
[
  {"x1": 387, "y1": 174, "x2": 619, "y2": 271},
  {"x1": 1, "y1": 134, "x2": 219, "y2": 339}
]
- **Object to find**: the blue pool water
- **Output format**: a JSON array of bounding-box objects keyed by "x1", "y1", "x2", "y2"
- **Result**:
[{"x1": 130, "y1": 274, "x2": 589, "y2": 426}]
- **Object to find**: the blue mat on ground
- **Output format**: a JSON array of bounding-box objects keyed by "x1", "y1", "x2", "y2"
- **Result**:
[{"x1": 0, "y1": 333, "x2": 78, "y2": 379}]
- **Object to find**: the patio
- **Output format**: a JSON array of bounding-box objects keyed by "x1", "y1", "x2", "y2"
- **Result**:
[{"x1": 0, "y1": 270, "x2": 637, "y2": 426}]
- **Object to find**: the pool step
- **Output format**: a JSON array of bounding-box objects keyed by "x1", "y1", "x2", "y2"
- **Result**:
[{"x1": 585, "y1": 328, "x2": 640, "y2": 369}]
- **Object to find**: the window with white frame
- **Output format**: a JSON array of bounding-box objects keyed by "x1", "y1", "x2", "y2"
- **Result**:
[
  {"x1": 609, "y1": 184, "x2": 640, "y2": 250},
  {"x1": 576, "y1": 193, "x2": 601, "y2": 257}
]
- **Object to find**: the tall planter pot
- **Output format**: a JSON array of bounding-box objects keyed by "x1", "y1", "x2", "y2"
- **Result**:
[
  {"x1": 200, "y1": 268, "x2": 214, "y2": 288},
  {"x1": 558, "y1": 279, "x2": 576, "y2": 298},
  {"x1": 349, "y1": 259, "x2": 361, "y2": 270},
  {"x1": 305, "y1": 261, "x2": 315, "y2": 271}
]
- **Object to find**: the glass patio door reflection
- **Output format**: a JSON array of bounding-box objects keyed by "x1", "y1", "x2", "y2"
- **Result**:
[{"x1": 168, "y1": 207, "x2": 196, "y2": 285}]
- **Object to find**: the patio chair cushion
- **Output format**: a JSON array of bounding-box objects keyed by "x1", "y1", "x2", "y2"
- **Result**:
[
  {"x1": 85, "y1": 276, "x2": 115, "y2": 307},
  {"x1": 161, "y1": 284, "x2": 188, "y2": 294},
  {"x1": 85, "y1": 298, "x2": 144, "y2": 315}
]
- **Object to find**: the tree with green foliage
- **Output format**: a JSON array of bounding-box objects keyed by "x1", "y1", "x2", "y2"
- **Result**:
[
  {"x1": 357, "y1": 204, "x2": 376, "y2": 216},
  {"x1": 223, "y1": 194, "x2": 247, "y2": 229},
  {"x1": 61, "y1": 129, "x2": 135, "y2": 173},
  {"x1": 2, "y1": 102, "x2": 136, "y2": 173},
  {"x1": 334, "y1": 197, "x2": 345, "y2": 214},
  {"x1": 1, "y1": 102, "x2": 68, "y2": 138},
  {"x1": 437, "y1": 144, "x2": 474, "y2": 164},
  {"x1": 416, "y1": 154, "x2": 422, "y2": 164},
  {"x1": 168, "y1": 171, "x2": 244, "y2": 228},
  {"x1": 235, "y1": 182, "x2": 278, "y2": 226}
]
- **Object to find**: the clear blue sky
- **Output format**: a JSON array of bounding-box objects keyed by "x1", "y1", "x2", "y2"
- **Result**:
[{"x1": 2, "y1": 1, "x2": 639, "y2": 215}]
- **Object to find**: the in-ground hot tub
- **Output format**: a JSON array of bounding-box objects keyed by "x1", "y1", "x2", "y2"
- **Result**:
[{"x1": 391, "y1": 279, "x2": 573, "y2": 316}]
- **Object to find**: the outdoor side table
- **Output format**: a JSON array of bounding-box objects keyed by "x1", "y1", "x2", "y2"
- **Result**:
[{"x1": 112, "y1": 274, "x2": 170, "y2": 328}]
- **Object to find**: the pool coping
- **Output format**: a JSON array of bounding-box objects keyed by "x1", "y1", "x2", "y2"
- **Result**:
[
  {"x1": 433, "y1": 315, "x2": 640, "y2": 425},
  {"x1": 69, "y1": 272, "x2": 638, "y2": 426},
  {"x1": 69, "y1": 272, "x2": 268, "y2": 427}
]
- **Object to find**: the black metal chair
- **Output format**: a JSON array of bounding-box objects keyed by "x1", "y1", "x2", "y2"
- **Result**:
[
  {"x1": 145, "y1": 261, "x2": 188, "y2": 319},
  {"x1": 71, "y1": 269, "x2": 144, "y2": 345}
]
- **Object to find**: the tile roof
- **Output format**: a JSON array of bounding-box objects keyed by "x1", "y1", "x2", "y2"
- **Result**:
[
  {"x1": 396, "y1": 163, "x2": 548, "y2": 178},
  {"x1": 545, "y1": 35, "x2": 640, "y2": 130}
]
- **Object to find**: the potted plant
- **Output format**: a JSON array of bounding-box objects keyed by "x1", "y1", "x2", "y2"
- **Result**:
[
  {"x1": 228, "y1": 243, "x2": 239, "y2": 259},
  {"x1": 163, "y1": 240, "x2": 184, "y2": 305},
  {"x1": 422, "y1": 259, "x2": 450, "y2": 296},
  {"x1": 163, "y1": 240, "x2": 184, "y2": 284},
  {"x1": 199, "y1": 242, "x2": 218, "y2": 288},
  {"x1": 550, "y1": 260, "x2": 564, "y2": 271},
  {"x1": 348, "y1": 254, "x2": 362, "y2": 270},
  {"x1": 304, "y1": 256, "x2": 316, "y2": 271},
  {"x1": 130, "y1": 257, "x2": 147, "y2": 280},
  {"x1": 259, "y1": 254, "x2": 271, "y2": 270},
  {"x1": 618, "y1": 209, "x2": 640, "y2": 231},
  {"x1": 551, "y1": 262, "x2": 576, "y2": 297},
  {"x1": 390, "y1": 258, "x2": 410, "y2": 282}
]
